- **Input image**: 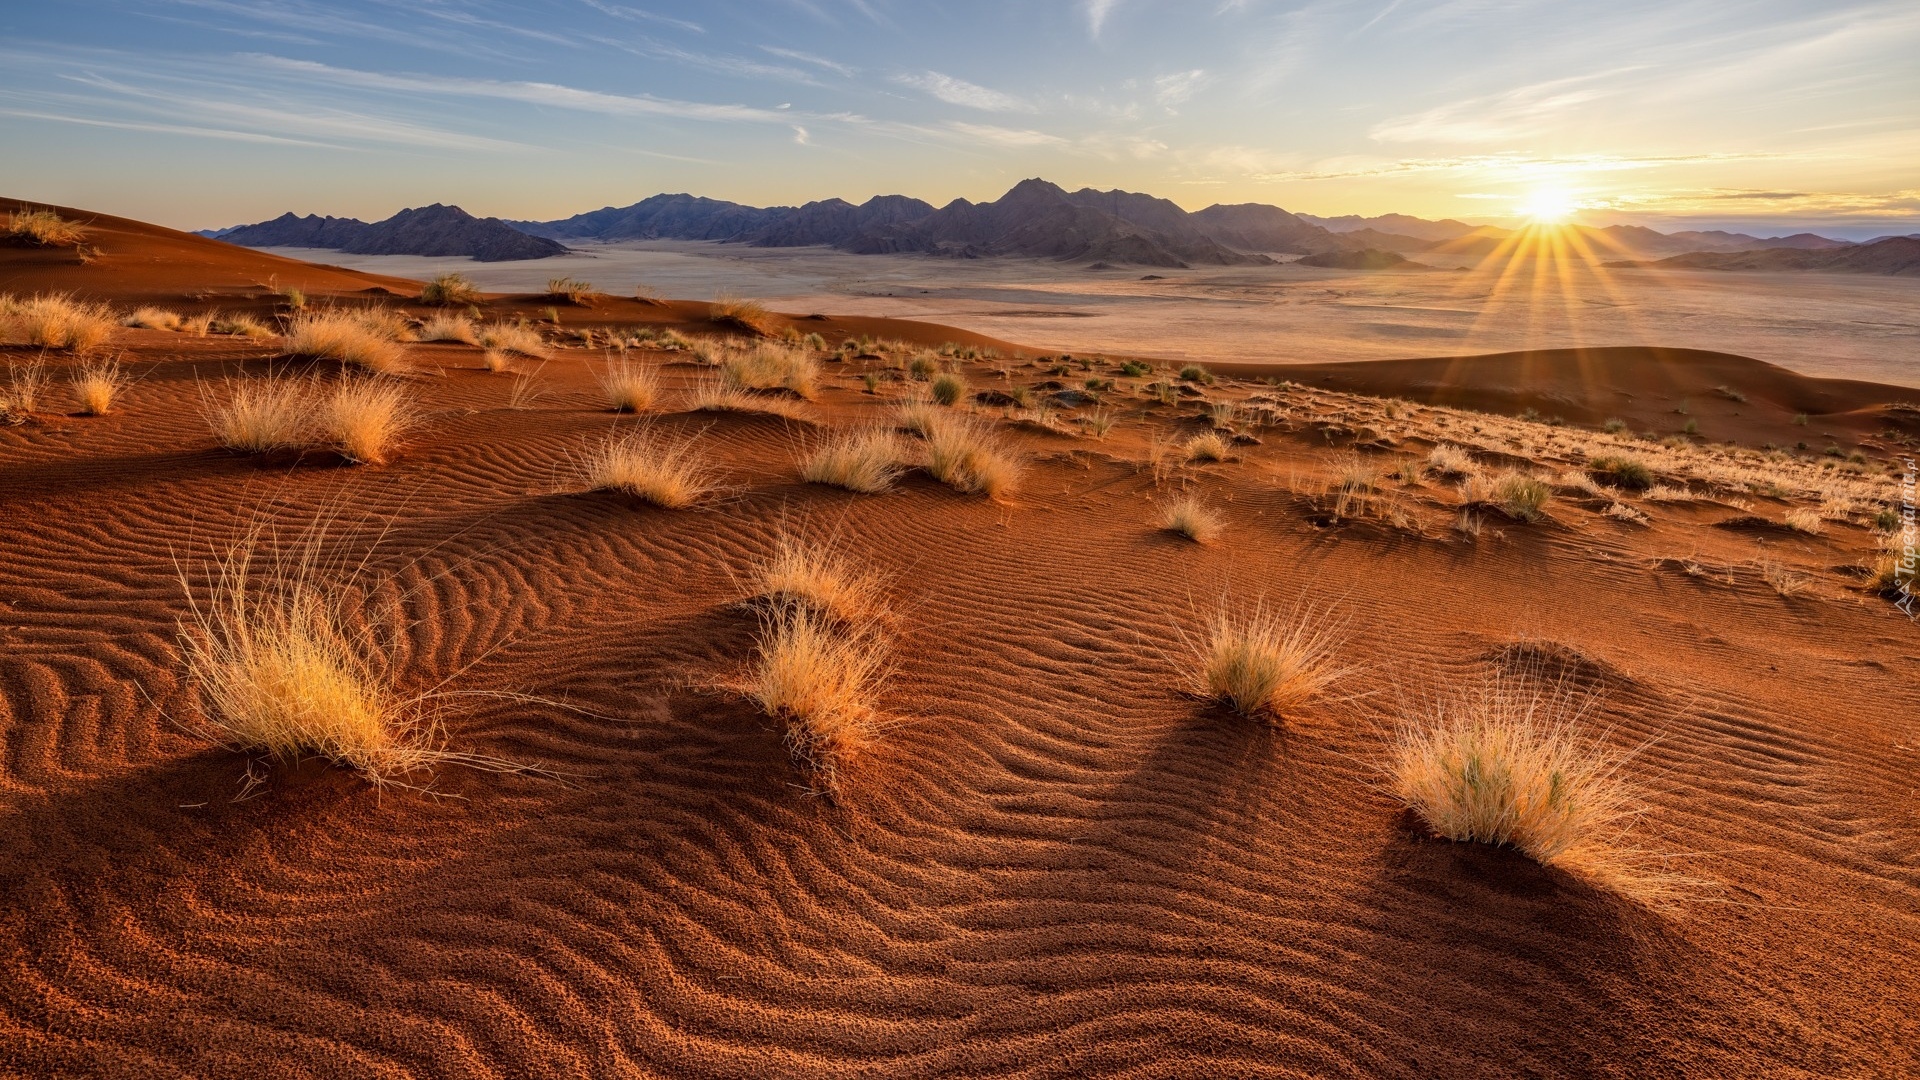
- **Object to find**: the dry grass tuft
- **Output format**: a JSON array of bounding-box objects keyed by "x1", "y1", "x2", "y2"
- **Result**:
[
  {"x1": 1424, "y1": 443, "x2": 1477, "y2": 478},
  {"x1": 476, "y1": 322, "x2": 548, "y2": 358},
  {"x1": 125, "y1": 306, "x2": 183, "y2": 331},
  {"x1": 688, "y1": 379, "x2": 806, "y2": 418},
  {"x1": 721, "y1": 342, "x2": 818, "y2": 399},
  {"x1": 205, "y1": 376, "x2": 312, "y2": 452},
  {"x1": 747, "y1": 608, "x2": 888, "y2": 796},
  {"x1": 1587, "y1": 453, "x2": 1655, "y2": 491},
  {"x1": 2, "y1": 359, "x2": 49, "y2": 417},
  {"x1": 598, "y1": 357, "x2": 660, "y2": 412},
  {"x1": 1192, "y1": 601, "x2": 1344, "y2": 721},
  {"x1": 421, "y1": 272, "x2": 482, "y2": 306},
  {"x1": 545, "y1": 277, "x2": 595, "y2": 304},
  {"x1": 211, "y1": 313, "x2": 275, "y2": 339},
  {"x1": 284, "y1": 310, "x2": 408, "y2": 372},
  {"x1": 1185, "y1": 430, "x2": 1232, "y2": 463},
  {"x1": 1387, "y1": 669, "x2": 1688, "y2": 902},
  {"x1": 1464, "y1": 470, "x2": 1552, "y2": 522},
  {"x1": 895, "y1": 393, "x2": 944, "y2": 437},
  {"x1": 0, "y1": 292, "x2": 117, "y2": 351},
  {"x1": 801, "y1": 427, "x2": 906, "y2": 493},
  {"x1": 923, "y1": 413, "x2": 1021, "y2": 497},
  {"x1": 711, "y1": 292, "x2": 774, "y2": 334},
  {"x1": 1783, "y1": 507, "x2": 1824, "y2": 535},
  {"x1": 320, "y1": 379, "x2": 413, "y2": 465},
  {"x1": 748, "y1": 536, "x2": 890, "y2": 624},
  {"x1": 579, "y1": 424, "x2": 716, "y2": 508},
  {"x1": 1159, "y1": 494, "x2": 1223, "y2": 543},
  {"x1": 930, "y1": 372, "x2": 967, "y2": 406},
  {"x1": 4, "y1": 209, "x2": 89, "y2": 247},
  {"x1": 418, "y1": 314, "x2": 477, "y2": 344},
  {"x1": 72, "y1": 358, "x2": 127, "y2": 415}
]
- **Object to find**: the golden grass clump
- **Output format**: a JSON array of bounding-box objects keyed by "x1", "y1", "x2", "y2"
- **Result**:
[
  {"x1": 1185, "y1": 430, "x2": 1231, "y2": 463},
  {"x1": 0, "y1": 292, "x2": 116, "y2": 351},
  {"x1": 545, "y1": 277, "x2": 595, "y2": 304},
  {"x1": 721, "y1": 342, "x2": 818, "y2": 399},
  {"x1": 923, "y1": 413, "x2": 1021, "y2": 497},
  {"x1": 421, "y1": 272, "x2": 482, "y2": 306},
  {"x1": 1424, "y1": 443, "x2": 1477, "y2": 478},
  {"x1": 211, "y1": 313, "x2": 275, "y2": 339},
  {"x1": 747, "y1": 608, "x2": 888, "y2": 796},
  {"x1": 417, "y1": 314, "x2": 477, "y2": 344},
  {"x1": 579, "y1": 425, "x2": 716, "y2": 508},
  {"x1": 320, "y1": 379, "x2": 413, "y2": 465},
  {"x1": 710, "y1": 292, "x2": 774, "y2": 333},
  {"x1": 2, "y1": 358, "x2": 48, "y2": 418},
  {"x1": 895, "y1": 393, "x2": 943, "y2": 437},
  {"x1": 1192, "y1": 602, "x2": 1344, "y2": 721},
  {"x1": 125, "y1": 306, "x2": 183, "y2": 331},
  {"x1": 284, "y1": 310, "x2": 408, "y2": 372},
  {"x1": 1386, "y1": 669, "x2": 1682, "y2": 900},
  {"x1": 930, "y1": 372, "x2": 967, "y2": 406},
  {"x1": 1463, "y1": 470, "x2": 1552, "y2": 522},
  {"x1": 801, "y1": 427, "x2": 906, "y2": 493},
  {"x1": 688, "y1": 379, "x2": 806, "y2": 418},
  {"x1": 598, "y1": 357, "x2": 660, "y2": 412},
  {"x1": 1783, "y1": 507, "x2": 1824, "y2": 535},
  {"x1": 749, "y1": 536, "x2": 890, "y2": 625},
  {"x1": 4, "y1": 209, "x2": 89, "y2": 247},
  {"x1": 72, "y1": 358, "x2": 127, "y2": 415},
  {"x1": 1159, "y1": 494, "x2": 1223, "y2": 543},
  {"x1": 476, "y1": 322, "x2": 547, "y2": 358},
  {"x1": 205, "y1": 376, "x2": 312, "y2": 452}
]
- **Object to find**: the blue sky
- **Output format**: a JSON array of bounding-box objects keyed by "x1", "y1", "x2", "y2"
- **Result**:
[{"x1": 1, "y1": 0, "x2": 1915, "y2": 237}]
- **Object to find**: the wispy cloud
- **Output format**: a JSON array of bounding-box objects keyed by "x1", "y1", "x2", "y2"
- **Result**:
[
  {"x1": 1153, "y1": 69, "x2": 1208, "y2": 108},
  {"x1": 895, "y1": 71, "x2": 1034, "y2": 113},
  {"x1": 948, "y1": 121, "x2": 1068, "y2": 148},
  {"x1": 760, "y1": 45, "x2": 857, "y2": 77},
  {"x1": 1369, "y1": 71, "x2": 1634, "y2": 143},
  {"x1": 578, "y1": 0, "x2": 705, "y2": 34},
  {"x1": 1085, "y1": 0, "x2": 1122, "y2": 37},
  {"x1": 0, "y1": 106, "x2": 342, "y2": 147}
]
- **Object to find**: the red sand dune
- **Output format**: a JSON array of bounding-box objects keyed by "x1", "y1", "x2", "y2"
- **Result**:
[{"x1": 2, "y1": 204, "x2": 1917, "y2": 1078}]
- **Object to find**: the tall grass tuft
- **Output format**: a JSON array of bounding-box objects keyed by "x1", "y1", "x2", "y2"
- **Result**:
[
  {"x1": 801, "y1": 428, "x2": 906, "y2": 493},
  {"x1": 72, "y1": 358, "x2": 128, "y2": 415},
  {"x1": 923, "y1": 413, "x2": 1021, "y2": 497},
  {"x1": 598, "y1": 357, "x2": 660, "y2": 413},
  {"x1": 284, "y1": 310, "x2": 408, "y2": 373},
  {"x1": 578, "y1": 424, "x2": 716, "y2": 508},
  {"x1": 747, "y1": 607, "x2": 888, "y2": 797},
  {"x1": 1191, "y1": 601, "x2": 1344, "y2": 721}
]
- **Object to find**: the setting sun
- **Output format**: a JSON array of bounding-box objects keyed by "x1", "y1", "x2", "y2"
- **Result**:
[{"x1": 1517, "y1": 187, "x2": 1577, "y2": 224}]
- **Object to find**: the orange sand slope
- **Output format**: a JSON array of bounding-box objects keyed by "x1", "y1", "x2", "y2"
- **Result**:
[{"x1": 2, "y1": 205, "x2": 1917, "y2": 1078}]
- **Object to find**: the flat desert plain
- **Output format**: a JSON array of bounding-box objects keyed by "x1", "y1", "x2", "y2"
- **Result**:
[
  {"x1": 263, "y1": 239, "x2": 1920, "y2": 386},
  {"x1": 2, "y1": 202, "x2": 1917, "y2": 1078}
]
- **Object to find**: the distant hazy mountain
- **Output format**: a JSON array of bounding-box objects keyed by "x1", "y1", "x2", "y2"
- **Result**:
[
  {"x1": 1299, "y1": 213, "x2": 1489, "y2": 242},
  {"x1": 745, "y1": 195, "x2": 936, "y2": 248},
  {"x1": 511, "y1": 194, "x2": 790, "y2": 242},
  {"x1": 1296, "y1": 248, "x2": 1427, "y2": 270},
  {"x1": 1605, "y1": 236, "x2": 1920, "y2": 276},
  {"x1": 208, "y1": 204, "x2": 567, "y2": 261},
  {"x1": 1186, "y1": 203, "x2": 1341, "y2": 254}
]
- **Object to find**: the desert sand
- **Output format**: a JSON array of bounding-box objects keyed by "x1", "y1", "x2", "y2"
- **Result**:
[
  {"x1": 3, "y1": 202, "x2": 1918, "y2": 1078},
  {"x1": 260, "y1": 239, "x2": 1920, "y2": 388}
]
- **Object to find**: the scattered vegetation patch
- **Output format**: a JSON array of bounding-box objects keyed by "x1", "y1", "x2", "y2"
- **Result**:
[
  {"x1": 476, "y1": 322, "x2": 547, "y2": 358},
  {"x1": 1586, "y1": 453, "x2": 1655, "y2": 491},
  {"x1": 1178, "y1": 364, "x2": 1216, "y2": 385},
  {"x1": 125, "y1": 306, "x2": 183, "y2": 332},
  {"x1": 711, "y1": 292, "x2": 774, "y2": 334},
  {"x1": 923, "y1": 414, "x2": 1021, "y2": 497},
  {"x1": 545, "y1": 277, "x2": 595, "y2": 305},
  {"x1": 1159, "y1": 494, "x2": 1223, "y2": 543},
  {"x1": 0, "y1": 292, "x2": 117, "y2": 351},
  {"x1": 284, "y1": 310, "x2": 407, "y2": 373},
  {"x1": 721, "y1": 342, "x2": 818, "y2": 399},
  {"x1": 421, "y1": 272, "x2": 482, "y2": 306}
]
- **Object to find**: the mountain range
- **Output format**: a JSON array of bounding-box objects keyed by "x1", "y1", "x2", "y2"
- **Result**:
[
  {"x1": 1604, "y1": 236, "x2": 1920, "y2": 276},
  {"x1": 204, "y1": 178, "x2": 1907, "y2": 273}
]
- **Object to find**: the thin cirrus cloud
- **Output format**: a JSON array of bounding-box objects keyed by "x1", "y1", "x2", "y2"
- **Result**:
[{"x1": 894, "y1": 71, "x2": 1035, "y2": 113}]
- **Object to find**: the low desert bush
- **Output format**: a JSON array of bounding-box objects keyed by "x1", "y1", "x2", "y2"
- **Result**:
[
  {"x1": 578, "y1": 425, "x2": 715, "y2": 508},
  {"x1": 1191, "y1": 601, "x2": 1343, "y2": 721},
  {"x1": 476, "y1": 322, "x2": 547, "y2": 358},
  {"x1": 417, "y1": 314, "x2": 477, "y2": 344},
  {"x1": 749, "y1": 536, "x2": 889, "y2": 624},
  {"x1": 801, "y1": 428, "x2": 906, "y2": 493},
  {"x1": 747, "y1": 607, "x2": 888, "y2": 796},
  {"x1": 1159, "y1": 494, "x2": 1223, "y2": 543},
  {"x1": 1464, "y1": 470, "x2": 1552, "y2": 522},
  {"x1": 1387, "y1": 669, "x2": 1670, "y2": 897},
  {"x1": 211, "y1": 313, "x2": 274, "y2": 339},
  {"x1": 284, "y1": 310, "x2": 407, "y2": 372},
  {"x1": 71, "y1": 358, "x2": 127, "y2": 415},
  {"x1": 1587, "y1": 453, "x2": 1655, "y2": 491},
  {"x1": 923, "y1": 414, "x2": 1021, "y2": 497},
  {"x1": 320, "y1": 379, "x2": 413, "y2": 465},
  {"x1": 421, "y1": 272, "x2": 482, "y2": 306},
  {"x1": 4, "y1": 209, "x2": 88, "y2": 247},
  {"x1": 1185, "y1": 430, "x2": 1231, "y2": 463},
  {"x1": 598, "y1": 357, "x2": 659, "y2": 413},
  {"x1": 125, "y1": 306, "x2": 183, "y2": 331},
  {"x1": 1, "y1": 292, "x2": 116, "y2": 351},
  {"x1": 1178, "y1": 363, "x2": 1215, "y2": 385},
  {"x1": 930, "y1": 372, "x2": 966, "y2": 406},
  {"x1": 204, "y1": 376, "x2": 312, "y2": 452},
  {"x1": 721, "y1": 342, "x2": 818, "y2": 399}
]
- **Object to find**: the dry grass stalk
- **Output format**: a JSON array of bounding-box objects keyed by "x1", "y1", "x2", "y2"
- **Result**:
[
  {"x1": 711, "y1": 292, "x2": 774, "y2": 334},
  {"x1": 320, "y1": 379, "x2": 413, "y2": 465},
  {"x1": 749, "y1": 536, "x2": 890, "y2": 625},
  {"x1": 2, "y1": 359, "x2": 48, "y2": 417},
  {"x1": 420, "y1": 272, "x2": 482, "y2": 306},
  {"x1": 579, "y1": 424, "x2": 716, "y2": 508},
  {"x1": 1185, "y1": 430, "x2": 1231, "y2": 463},
  {"x1": 418, "y1": 314, "x2": 477, "y2": 344},
  {"x1": 205, "y1": 376, "x2": 312, "y2": 452},
  {"x1": 801, "y1": 428, "x2": 906, "y2": 493},
  {"x1": 1783, "y1": 508, "x2": 1824, "y2": 535},
  {"x1": 476, "y1": 322, "x2": 548, "y2": 358},
  {"x1": 125, "y1": 306, "x2": 183, "y2": 331},
  {"x1": 721, "y1": 342, "x2": 818, "y2": 399}
]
